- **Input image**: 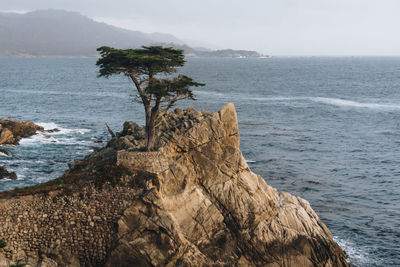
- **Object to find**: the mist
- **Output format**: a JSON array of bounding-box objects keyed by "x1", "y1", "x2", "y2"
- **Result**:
[{"x1": 2, "y1": 0, "x2": 400, "y2": 55}]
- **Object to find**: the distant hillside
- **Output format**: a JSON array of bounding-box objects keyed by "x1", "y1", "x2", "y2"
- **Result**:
[
  {"x1": 153, "y1": 43, "x2": 267, "y2": 58},
  {"x1": 0, "y1": 9, "x2": 184, "y2": 57},
  {"x1": 0, "y1": 9, "x2": 266, "y2": 58}
]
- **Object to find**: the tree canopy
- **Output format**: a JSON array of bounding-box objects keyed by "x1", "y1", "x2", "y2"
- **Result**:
[{"x1": 96, "y1": 45, "x2": 205, "y2": 151}]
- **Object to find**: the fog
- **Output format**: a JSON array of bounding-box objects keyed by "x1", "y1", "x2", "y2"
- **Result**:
[{"x1": 2, "y1": 0, "x2": 400, "y2": 55}]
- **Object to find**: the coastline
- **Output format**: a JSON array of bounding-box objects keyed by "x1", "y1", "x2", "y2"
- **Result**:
[{"x1": 0, "y1": 104, "x2": 349, "y2": 266}]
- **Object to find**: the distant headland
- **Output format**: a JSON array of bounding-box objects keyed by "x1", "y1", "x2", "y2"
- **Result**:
[{"x1": 0, "y1": 9, "x2": 268, "y2": 58}]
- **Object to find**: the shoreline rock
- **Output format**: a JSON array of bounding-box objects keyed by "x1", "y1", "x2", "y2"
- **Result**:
[
  {"x1": 0, "y1": 104, "x2": 349, "y2": 266},
  {"x1": 0, "y1": 166, "x2": 17, "y2": 180},
  {"x1": 0, "y1": 149, "x2": 11, "y2": 157},
  {"x1": 0, "y1": 119, "x2": 44, "y2": 145}
]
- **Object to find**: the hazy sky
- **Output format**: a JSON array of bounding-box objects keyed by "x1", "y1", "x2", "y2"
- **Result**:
[{"x1": 2, "y1": 0, "x2": 400, "y2": 55}]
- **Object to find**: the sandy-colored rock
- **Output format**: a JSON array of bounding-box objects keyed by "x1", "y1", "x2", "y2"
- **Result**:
[
  {"x1": 0, "y1": 253, "x2": 10, "y2": 267},
  {"x1": 0, "y1": 104, "x2": 349, "y2": 266},
  {"x1": 0, "y1": 119, "x2": 44, "y2": 145},
  {"x1": 0, "y1": 149, "x2": 11, "y2": 157},
  {"x1": 0, "y1": 129, "x2": 14, "y2": 145},
  {"x1": 106, "y1": 103, "x2": 349, "y2": 266}
]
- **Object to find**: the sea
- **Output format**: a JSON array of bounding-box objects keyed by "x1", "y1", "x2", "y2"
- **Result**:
[{"x1": 1, "y1": 57, "x2": 400, "y2": 266}]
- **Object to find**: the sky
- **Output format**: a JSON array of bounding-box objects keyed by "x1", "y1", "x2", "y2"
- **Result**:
[{"x1": 2, "y1": 0, "x2": 400, "y2": 56}]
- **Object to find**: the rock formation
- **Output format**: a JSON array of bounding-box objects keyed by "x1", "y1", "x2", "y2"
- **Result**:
[
  {"x1": 0, "y1": 119, "x2": 44, "y2": 145},
  {"x1": 0, "y1": 149, "x2": 11, "y2": 157},
  {"x1": 0, "y1": 166, "x2": 17, "y2": 180},
  {"x1": 0, "y1": 104, "x2": 349, "y2": 266}
]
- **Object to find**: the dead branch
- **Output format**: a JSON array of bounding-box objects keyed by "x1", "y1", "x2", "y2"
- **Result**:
[{"x1": 105, "y1": 123, "x2": 116, "y2": 138}]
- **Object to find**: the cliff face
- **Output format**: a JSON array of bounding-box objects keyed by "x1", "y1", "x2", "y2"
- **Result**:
[
  {"x1": 0, "y1": 104, "x2": 349, "y2": 266},
  {"x1": 107, "y1": 103, "x2": 348, "y2": 267}
]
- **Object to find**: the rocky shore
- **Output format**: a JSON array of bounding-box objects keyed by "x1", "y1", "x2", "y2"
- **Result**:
[
  {"x1": 0, "y1": 119, "x2": 44, "y2": 145},
  {"x1": 0, "y1": 104, "x2": 349, "y2": 266}
]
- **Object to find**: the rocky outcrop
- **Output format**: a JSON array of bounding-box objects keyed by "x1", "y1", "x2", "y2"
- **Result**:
[
  {"x1": 0, "y1": 119, "x2": 44, "y2": 145},
  {"x1": 0, "y1": 149, "x2": 11, "y2": 157},
  {"x1": 0, "y1": 166, "x2": 17, "y2": 180},
  {"x1": 0, "y1": 104, "x2": 349, "y2": 266},
  {"x1": 106, "y1": 103, "x2": 349, "y2": 267}
]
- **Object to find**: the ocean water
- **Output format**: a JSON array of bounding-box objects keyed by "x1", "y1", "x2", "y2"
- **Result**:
[{"x1": 1, "y1": 57, "x2": 400, "y2": 266}]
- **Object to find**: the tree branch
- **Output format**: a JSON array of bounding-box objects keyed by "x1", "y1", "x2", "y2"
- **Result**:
[
  {"x1": 105, "y1": 123, "x2": 116, "y2": 138},
  {"x1": 160, "y1": 95, "x2": 190, "y2": 113},
  {"x1": 130, "y1": 74, "x2": 149, "y2": 105}
]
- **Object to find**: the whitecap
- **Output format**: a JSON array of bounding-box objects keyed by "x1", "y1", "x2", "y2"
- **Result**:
[
  {"x1": 37, "y1": 122, "x2": 59, "y2": 130},
  {"x1": 19, "y1": 133, "x2": 60, "y2": 146},
  {"x1": 310, "y1": 97, "x2": 400, "y2": 110},
  {"x1": 246, "y1": 159, "x2": 257, "y2": 163},
  {"x1": 35, "y1": 122, "x2": 91, "y2": 135},
  {"x1": 0, "y1": 177, "x2": 14, "y2": 182},
  {"x1": 15, "y1": 173, "x2": 25, "y2": 180},
  {"x1": 196, "y1": 93, "x2": 400, "y2": 111}
]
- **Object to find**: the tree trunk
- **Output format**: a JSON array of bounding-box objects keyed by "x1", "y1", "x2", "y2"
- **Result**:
[
  {"x1": 145, "y1": 101, "x2": 160, "y2": 151},
  {"x1": 146, "y1": 111, "x2": 158, "y2": 151},
  {"x1": 144, "y1": 104, "x2": 152, "y2": 151},
  {"x1": 146, "y1": 118, "x2": 156, "y2": 151}
]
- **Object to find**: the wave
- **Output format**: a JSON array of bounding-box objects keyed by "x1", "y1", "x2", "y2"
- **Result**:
[
  {"x1": 0, "y1": 151, "x2": 11, "y2": 157},
  {"x1": 36, "y1": 122, "x2": 91, "y2": 135},
  {"x1": 377, "y1": 130, "x2": 400, "y2": 136},
  {"x1": 19, "y1": 134, "x2": 93, "y2": 146},
  {"x1": 0, "y1": 88, "x2": 128, "y2": 99},
  {"x1": 196, "y1": 90, "x2": 400, "y2": 111},
  {"x1": 253, "y1": 96, "x2": 400, "y2": 110},
  {"x1": 310, "y1": 97, "x2": 400, "y2": 110},
  {"x1": 250, "y1": 96, "x2": 304, "y2": 101},
  {"x1": 19, "y1": 122, "x2": 92, "y2": 146},
  {"x1": 334, "y1": 237, "x2": 372, "y2": 266},
  {"x1": 19, "y1": 134, "x2": 61, "y2": 146}
]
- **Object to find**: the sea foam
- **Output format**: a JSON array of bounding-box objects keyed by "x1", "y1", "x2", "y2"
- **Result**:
[
  {"x1": 310, "y1": 97, "x2": 400, "y2": 110},
  {"x1": 0, "y1": 151, "x2": 11, "y2": 157},
  {"x1": 18, "y1": 122, "x2": 91, "y2": 146},
  {"x1": 334, "y1": 237, "x2": 373, "y2": 266},
  {"x1": 36, "y1": 122, "x2": 91, "y2": 135}
]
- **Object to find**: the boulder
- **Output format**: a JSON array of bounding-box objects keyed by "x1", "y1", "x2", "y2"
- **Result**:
[
  {"x1": 0, "y1": 129, "x2": 15, "y2": 145},
  {"x1": 0, "y1": 166, "x2": 17, "y2": 180},
  {"x1": 0, "y1": 149, "x2": 11, "y2": 157}
]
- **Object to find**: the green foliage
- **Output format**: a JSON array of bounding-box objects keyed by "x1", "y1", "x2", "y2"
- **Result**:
[
  {"x1": 146, "y1": 75, "x2": 198, "y2": 101},
  {"x1": 96, "y1": 46, "x2": 185, "y2": 78},
  {"x1": 96, "y1": 45, "x2": 205, "y2": 150},
  {"x1": 0, "y1": 238, "x2": 6, "y2": 248}
]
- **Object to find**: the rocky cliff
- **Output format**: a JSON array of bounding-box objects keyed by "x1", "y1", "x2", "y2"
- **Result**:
[{"x1": 0, "y1": 104, "x2": 349, "y2": 266}]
